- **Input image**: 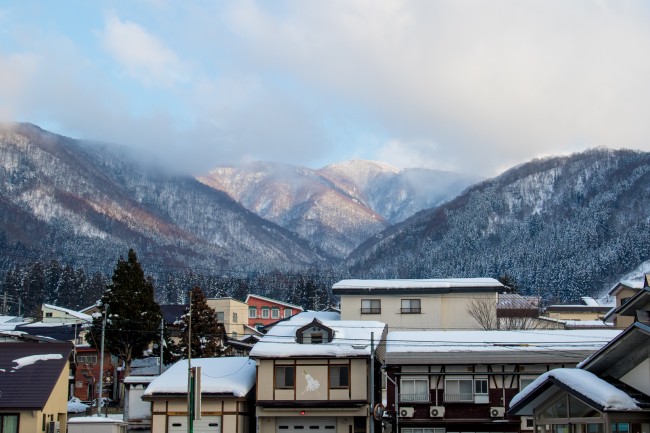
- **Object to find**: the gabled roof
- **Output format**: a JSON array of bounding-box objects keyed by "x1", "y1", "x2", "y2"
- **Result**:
[
  {"x1": 607, "y1": 279, "x2": 645, "y2": 296},
  {"x1": 578, "y1": 322, "x2": 650, "y2": 377},
  {"x1": 143, "y1": 357, "x2": 256, "y2": 398},
  {"x1": 608, "y1": 287, "x2": 650, "y2": 319},
  {"x1": 0, "y1": 340, "x2": 72, "y2": 409},
  {"x1": 332, "y1": 278, "x2": 505, "y2": 295},
  {"x1": 509, "y1": 368, "x2": 643, "y2": 416},
  {"x1": 296, "y1": 318, "x2": 334, "y2": 343},
  {"x1": 245, "y1": 294, "x2": 303, "y2": 311}
]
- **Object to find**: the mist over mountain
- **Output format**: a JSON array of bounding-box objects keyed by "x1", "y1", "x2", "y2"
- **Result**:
[
  {"x1": 199, "y1": 160, "x2": 479, "y2": 258},
  {"x1": 347, "y1": 148, "x2": 650, "y2": 301},
  {"x1": 0, "y1": 123, "x2": 330, "y2": 276}
]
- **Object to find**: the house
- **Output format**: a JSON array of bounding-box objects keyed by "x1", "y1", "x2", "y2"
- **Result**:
[
  {"x1": 332, "y1": 278, "x2": 508, "y2": 330},
  {"x1": 245, "y1": 294, "x2": 303, "y2": 329},
  {"x1": 41, "y1": 304, "x2": 92, "y2": 325},
  {"x1": 72, "y1": 344, "x2": 117, "y2": 403},
  {"x1": 604, "y1": 277, "x2": 647, "y2": 328},
  {"x1": 383, "y1": 328, "x2": 619, "y2": 433},
  {"x1": 0, "y1": 332, "x2": 73, "y2": 433},
  {"x1": 249, "y1": 311, "x2": 387, "y2": 433},
  {"x1": 509, "y1": 277, "x2": 650, "y2": 431},
  {"x1": 206, "y1": 297, "x2": 249, "y2": 339},
  {"x1": 143, "y1": 357, "x2": 257, "y2": 433}
]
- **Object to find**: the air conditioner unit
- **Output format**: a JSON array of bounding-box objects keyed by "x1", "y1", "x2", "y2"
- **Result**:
[
  {"x1": 429, "y1": 406, "x2": 445, "y2": 418},
  {"x1": 399, "y1": 407, "x2": 414, "y2": 418},
  {"x1": 490, "y1": 406, "x2": 505, "y2": 418}
]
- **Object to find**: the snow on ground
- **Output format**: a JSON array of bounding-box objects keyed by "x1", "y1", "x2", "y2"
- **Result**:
[
  {"x1": 510, "y1": 368, "x2": 640, "y2": 411},
  {"x1": 144, "y1": 357, "x2": 256, "y2": 397}
]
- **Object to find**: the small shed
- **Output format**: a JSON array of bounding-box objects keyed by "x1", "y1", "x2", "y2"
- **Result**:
[{"x1": 68, "y1": 417, "x2": 128, "y2": 433}]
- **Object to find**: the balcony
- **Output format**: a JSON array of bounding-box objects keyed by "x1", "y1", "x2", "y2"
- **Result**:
[
  {"x1": 443, "y1": 393, "x2": 475, "y2": 403},
  {"x1": 399, "y1": 393, "x2": 430, "y2": 403}
]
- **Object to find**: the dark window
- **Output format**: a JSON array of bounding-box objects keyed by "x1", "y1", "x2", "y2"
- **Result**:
[
  {"x1": 275, "y1": 366, "x2": 295, "y2": 388},
  {"x1": 401, "y1": 299, "x2": 421, "y2": 314},
  {"x1": 330, "y1": 365, "x2": 350, "y2": 388},
  {"x1": 311, "y1": 334, "x2": 323, "y2": 344},
  {"x1": 0, "y1": 415, "x2": 19, "y2": 433},
  {"x1": 361, "y1": 299, "x2": 381, "y2": 314}
]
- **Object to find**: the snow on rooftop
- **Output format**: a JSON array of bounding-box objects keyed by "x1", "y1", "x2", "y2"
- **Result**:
[
  {"x1": 510, "y1": 368, "x2": 640, "y2": 411},
  {"x1": 250, "y1": 312, "x2": 385, "y2": 358},
  {"x1": 333, "y1": 278, "x2": 503, "y2": 289},
  {"x1": 42, "y1": 304, "x2": 92, "y2": 322},
  {"x1": 144, "y1": 357, "x2": 255, "y2": 397},
  {"x1": 124, "y1": 375, "x2": 157, "y2": 384},
  {"x1": 68, "y1": 416, "x2": 127, "y2": 424},
  {"x1": 387, "y1": 330, "x2": 620, "y2": 354},
  {"x1": 12, "y1": 353, "x2": 63, "y2": 369}
]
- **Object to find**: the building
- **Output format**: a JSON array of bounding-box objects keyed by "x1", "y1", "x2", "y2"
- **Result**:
[
  {"x1": 0, "y1": 333, "x2": 73, "y2": 433},
  {"x1": 383, "y1": 329, "x2": 619, "y2": 433},
  {"x1": 249, "y1": 311, "x2": 386, "y2": 433},
  {"x1": 509, "y1": 280, "x2": 650, "y2": 431},
  {"x1": 604, "y1": 277, "x2": 647, "y2": 329},
  {"x1": 332, "y1": 278, "x2": 508, "y2": 330},
  {"x1": 72, "y1": 345, "x2": 117, "y2": 403},
  {"x1": 206, "y1": 297, "x2": 249, "y2": 339},
  {"x1": 41, "y1": 304, "x2": 92, "y2": 325},
  {"x1": 245, "y1": 294, "x2": 303, "y2": 329},
  {"x1": 143, "y1": 357, "x2": 257, "y2": 433}
]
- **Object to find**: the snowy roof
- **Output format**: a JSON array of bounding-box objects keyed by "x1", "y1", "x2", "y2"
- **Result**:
[
  {"x1": 608, "y1": 279, "x2": 646, "y2": 296},
  {"x1": 509, "y1": 368, "x2": 640, "y2": 414},
  {"x1": 333, "y1": 278, "x2": 503, "y2": 290},
  {"x1": 68, "y1": 416, "x2": 127, "y2": 425},
  {"x1": 245, "y1": 294, "x2": 304, "y2": 310},
  {"x1": 124, "y1": 375, "x2": 156, "y2": 384},
  {"x1": 42, "y1": 304, "x2": 92, "y2": 322},
  {"x1": 144, "y1": 357, "x2": 255, "y2": 398},
  {"x1": 537, "y1": 317, "x2": 613, "y2": 329},
  {"x1": 250, "y1": 312, "x2": 385, "y2": 358},
  {"x1": 385, "y1": 330, "x2": 619, "y2": 364}
]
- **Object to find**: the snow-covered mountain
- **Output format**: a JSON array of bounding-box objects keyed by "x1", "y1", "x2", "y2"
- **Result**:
[
  {"x1": 0, "y1": 123, "x2": 331, "y2": 275},
  {"x1": 198, "y1": 160, "x2": 478, "y2": 258},
  {"x1": 347, "y1": 148, "x2": 650, "y2": 301}
]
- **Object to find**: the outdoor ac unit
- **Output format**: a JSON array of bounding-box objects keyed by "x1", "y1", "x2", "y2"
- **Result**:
[
  {"x1": 399, "y1": 407, "x2": 414, "y2": 418},
  {"x1": 429, "y1": 406, "x2": 445, "y2": 418},
  {"x1": 490, "y1": 406, "x2": 505, "y2": 418}
]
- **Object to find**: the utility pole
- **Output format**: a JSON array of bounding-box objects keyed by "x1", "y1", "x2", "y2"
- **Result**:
[
  {"x1": 187, "y1": 290, "x2": 193, "y2": 433},
  {"x1": 159, "y1": 316, "x2": 164, "y2": 375},
  {"x1": 98, "y1": 305, "x2": 108, "y2": 417},
  {"x1": 370, "y1": 332, "x2": 375, "y2": 433}
]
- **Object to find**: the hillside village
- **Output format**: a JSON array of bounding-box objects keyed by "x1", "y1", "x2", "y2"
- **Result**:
[{"x1": 1, "y1": 273, "x2": 648, "y2": 433}]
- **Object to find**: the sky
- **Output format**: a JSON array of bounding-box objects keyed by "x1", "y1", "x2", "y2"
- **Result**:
[{"x1": 1, "y1": 1, "x2": 650, "y2": 177}]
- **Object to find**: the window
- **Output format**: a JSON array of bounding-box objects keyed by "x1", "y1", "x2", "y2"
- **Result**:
[
  {"x1": 249, "y1": 307, "x2": 257, "y2": 319},
  {"x1": 262, "y1": 307, "x2": 270, "y2": 319},
  {"x1": 444, "y1": 377, "x2": 473, "y2": 402},
  {"x1": 611, "y1": 424, "x2": 630, "y2": 433},
  {"x1": 233, "y1": 312, "x2": 238, "y2": 323},
  {"x1": 284, "y1": 308, "x2": 292, "y2": 318},
  {"x1": 271, "y1": 308, "x2": 280, "y2": 319},
  {"x1": 275, "y1": 366, "x2": 295, "y2": 388},
  {"x1": 361, "y1": 299, "x2": 381, "y2": 314},
  {"x1": 403, "y1": 429, "x2": 445, "y2": 433},
  {"x1": 0, "y1": 415, "x2": 18, "y2": 433},
  {"x1": 401, "y1": 299, "x2": 421, "y2": 314},
  {"x1": 216, "y1": 311, "x2": 224, "y2": 322},
  {"x1": 45, "y1": 312, "x2": 53, "y2": 318},
  {"x1": 330, "y1": 365, "x2": 350, "y2": 388},
  {"x1": 475, "y1": 377, "x2": 488, "y2": 394},
  {"x1": 77, "y1": 355, "x2": 97, "y2": 365},
  {"x1": 400, "y1": 377, "x2": 429, "y2": 402}
]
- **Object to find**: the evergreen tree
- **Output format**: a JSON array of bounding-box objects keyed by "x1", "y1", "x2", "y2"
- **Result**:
[
  {"x1": 44, "y1": 260, "x2": 62, "y2": 304},
  {"x1": 179, "y1": 286, "x2": 227, "y2": 359},
  {"x1": 90, "y1": 249, "x2": 162, "y2": 378},
  {"x1": 23, "y1": 262, "x2": 45, "y2": 318},
  {"x1": 56, "y1": 265, "x2": 76, "y2": 309}
]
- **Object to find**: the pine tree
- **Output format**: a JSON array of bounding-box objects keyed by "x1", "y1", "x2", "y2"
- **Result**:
[
  {"x1": 90, "y1": 249, "x2": 162, "y2": 378},
  {"x1": 179, "y1": 286, "x2": 227, "y2": 359}
]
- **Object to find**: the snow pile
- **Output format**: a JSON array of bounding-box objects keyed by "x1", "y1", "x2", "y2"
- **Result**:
[
  {"x1": 510, "y1": 368, "x2": 640, "y2": 411},
  {"x1": 144, "y1": 357, "x2": 255, "y2": 397},
  {"x1": 67, "y1": 398, "x2": 89, "y2": 413}
]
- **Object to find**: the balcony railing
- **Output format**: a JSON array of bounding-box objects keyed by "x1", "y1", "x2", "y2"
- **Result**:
[
  {"x1": 361, "y1": 308, "x2": 381, "y2": 314},
  {"x1": 399, "y1": 393, "x2": 430, "y2": 403},
  {"x1": 444, "y1": 392, "x2": 475, "y2": 403},
  {"x1": 400, "y1": 307, "x2": 422, "y2": 314}
]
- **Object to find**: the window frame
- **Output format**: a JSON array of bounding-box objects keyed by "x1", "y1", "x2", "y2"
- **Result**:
[
  {"x1": 329, "y1": 365, "x2": 350, "y2": 389},
  {"x1": 249, "y1": 307, "x2": 257, "y2": 319},
  {"x1": 271, "y1": 307, "x2": 280, "y2": 319},
  {"x1": 361, "y1": 299, "x2": 381, "y2": 314},
  {"x1": 400, "y1": 376, "x2": 430, "y2": 403},
  {"x1": 216, "y1": 311, "x2": 225, "y2": 323},
  {"x1": 444, "y1": 377, "x2": 474, "y2": 402},
  {"x1": 283, "y1": 308, "x2": 292, "y2": 318},
  {"x1": 0, "y1": 414, "x2": 19, "y2": 433},
  {"x1": 401, "y1": 298, "x2": 422, "y2": 314},
  {"x1": 275, "y1": 365, "x2": 295, "y2": 389},
  {"x1": 261, "y1": 307, "x2": 270, "y2": 319}
]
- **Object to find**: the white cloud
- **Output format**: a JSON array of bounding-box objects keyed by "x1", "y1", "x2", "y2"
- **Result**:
[{"x1": 101, "y1": 13, "x2": 189, "y2": 87}]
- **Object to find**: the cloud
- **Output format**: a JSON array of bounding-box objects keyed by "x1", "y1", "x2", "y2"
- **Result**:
[{"x1": 101, "y1": 12, "x2": 189, "y2": 87}]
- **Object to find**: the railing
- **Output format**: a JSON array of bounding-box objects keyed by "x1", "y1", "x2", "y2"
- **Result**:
[
  {"x1": 399, "y1": 393, "x2": 430, "y2": 403},
  {"x1": 361, "y1": 308, "x2": 381, "y2": 314},
  {"x1": 444, "y1": 393, "x2": 475, "y2": 402},
  {"x1": 400, "y1": 307, "x2": 422, "y2": 314}
]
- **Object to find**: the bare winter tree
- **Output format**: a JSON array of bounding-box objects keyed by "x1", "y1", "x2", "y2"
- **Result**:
[
  {"x1": 466, "y1": 296, "x2": 498, "y2": 330},
  {"x1": 467, "y1": 294, "x2": 541, "y2": 330}
]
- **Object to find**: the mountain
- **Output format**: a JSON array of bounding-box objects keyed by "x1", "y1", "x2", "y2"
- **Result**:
[
  {"x1": 346, "y1": 148, "x2": 650, "y2": 301},
  {"x1": 0, "y1": 123, "x2": 331, "y2": 276},
  {"x1": 198, "y1": 160, "x2": 478, "y2": 258}
]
